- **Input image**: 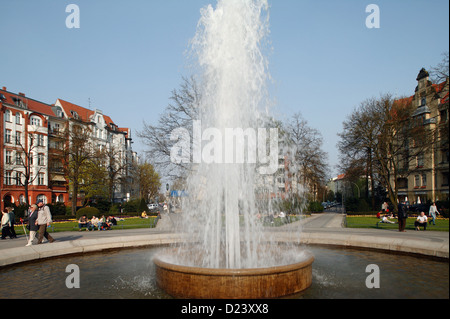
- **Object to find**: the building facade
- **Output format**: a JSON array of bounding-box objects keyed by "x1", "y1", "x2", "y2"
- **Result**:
[
  {"x1": 1, "y1": 86, "x2": 138, "y2": 209},
  {"x1": 394, "y1": 69, "x2": 449, "y2": 204}
]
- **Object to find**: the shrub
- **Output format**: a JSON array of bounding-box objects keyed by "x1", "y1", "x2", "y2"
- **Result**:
[
  {"x1": 123, "y1": 199, "x2": 139, "y2": 213},
  {"x1": 90, "y1": 199, "x2": 112, "y2": 215},
  {"x1": 138, "y1": 198, "x2": 148, "y2": 213},
  {"x1": 76, "y1": 206, "x2": 100, "y2": 219},
  {"x1": 47, "y1": 202, "x2": 67, "y2": 216},
  {"x1": 307, "y1": 201, "x2": 324, "y2": 213}
]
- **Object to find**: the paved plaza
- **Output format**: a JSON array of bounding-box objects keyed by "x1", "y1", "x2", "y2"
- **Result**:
[{"x1": 0, "y1": 211, "x2": 448, "y2": 267}]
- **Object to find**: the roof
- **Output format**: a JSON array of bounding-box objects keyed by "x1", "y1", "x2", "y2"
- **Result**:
[
  {"x1": 56, "y1": 98, "x2": 124, "y2": 133},
  {"x1": 56, "y1": 98, "x2": 95, "y2": 122},
  {"x1": 0, "y1": 88, "x2": 56, "y2": 117}
]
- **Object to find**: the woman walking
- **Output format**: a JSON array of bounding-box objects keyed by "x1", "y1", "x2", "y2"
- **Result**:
[
  {"x1": 1, "y1": 208, "x2": 13, "y2": 239},
  {"x1": 25, "y1": 205, "x2": 40, "y2": 246}
]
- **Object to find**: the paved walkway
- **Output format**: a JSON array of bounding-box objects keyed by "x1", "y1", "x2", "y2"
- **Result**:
[{"x1": 0, "y1": 211, "x2": 448, "y2": 267}]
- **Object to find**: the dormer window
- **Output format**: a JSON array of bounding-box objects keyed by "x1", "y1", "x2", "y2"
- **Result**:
[
  {"x1": 12, "y1": 97, "x2": 23, "y2": 107},
  {"x1": 56, "y1": 107, "x2": 64, "y2": 118},
  {"x1": 71, "y1": 110, "x2": 79, "y2": 120},
  {"x1": 421, "y1": 97, "x2": 426, "y2": 106}
]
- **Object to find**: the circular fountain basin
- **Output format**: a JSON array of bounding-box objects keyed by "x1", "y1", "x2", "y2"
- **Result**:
[{"x1": 153, "y1": 248, "x2": 314, "y2": 299}]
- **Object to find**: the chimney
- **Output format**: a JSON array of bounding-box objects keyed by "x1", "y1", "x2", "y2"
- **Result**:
[
  {"x1": 2, "y1": 86, "x2": 6, "y2": 91},
  {"x1": 19, "y1": 92, "x2": 26, "y2": 97}
]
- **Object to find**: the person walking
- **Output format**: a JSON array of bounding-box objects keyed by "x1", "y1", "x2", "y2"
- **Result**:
[
  {"x1": 36, "y1": 200, "x2": 55, "y2": 244},
  {"x1": 25, "y1": 205, "x2": 40, "y2": 246},
  {"x1": 1, "y1": 208, "x2": 14, "y2": 239},
  {"x1": 428, "y1": 202, "x2": 440, "y2": 226},
  {"x1": 397, "y1": 202, "x2": 408, "y2": 232},
  {"x1": 6, "y1": 207, "x2": 17, "y2": 238}
]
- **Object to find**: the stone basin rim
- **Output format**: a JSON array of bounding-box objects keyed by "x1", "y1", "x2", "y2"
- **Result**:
[{"x1": 153, "y1": 250, "x2": 315, "y2": 276}]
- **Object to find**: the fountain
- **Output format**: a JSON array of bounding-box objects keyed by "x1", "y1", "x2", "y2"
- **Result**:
[{"x1": 153, "y1": 0, "x2": 313, "y2": 299}]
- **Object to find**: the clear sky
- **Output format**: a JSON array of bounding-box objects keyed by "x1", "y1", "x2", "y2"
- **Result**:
[{"x1": 1, "y1": 0, "x2": 449, "y2": 177}]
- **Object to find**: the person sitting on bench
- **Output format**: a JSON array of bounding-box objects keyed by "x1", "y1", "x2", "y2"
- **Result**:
[{"x1": 415, "y1": 212, "x2": 428, "y2": 231}]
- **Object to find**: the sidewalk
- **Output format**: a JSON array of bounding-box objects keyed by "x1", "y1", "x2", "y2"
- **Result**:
[{"x1": 0, "y1": 213, "x2": 448, "y2": 267}]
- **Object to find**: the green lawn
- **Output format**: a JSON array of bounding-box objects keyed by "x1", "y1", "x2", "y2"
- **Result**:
[
  {"x1": 12, "y1": 216, "x2": 157, "y2": 235},
  {"x1": 345, "y1": 216, "x2": 449, "y2": 232}
]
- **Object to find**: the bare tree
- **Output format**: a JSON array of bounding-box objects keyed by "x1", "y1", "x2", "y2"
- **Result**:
[
  {"x1": 9, "y1": 132, "x2": 46, "y2": 206},
  {"x1": 430, "y1": 52, "x2": 449, "y2": 84},
  {"x1": 282, "y1": 113, "x2": 329, "y2": 199},
  {"x1": 102, "y1": 143, "x2": 130, "y2": 203},
  {"x1": 338, "y1": 94, "x2": 435, "y2": 212},
  {"x1": 138, "y1": 76, "x2": 200, "y2": 180}
]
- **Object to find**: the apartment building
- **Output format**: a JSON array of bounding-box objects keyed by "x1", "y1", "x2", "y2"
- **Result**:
[
  {"x1": 1, "y1": 86, "x2": 138, "y2": 209},
  {"x1": 394, "y1": 69, "x2": 449, "y2": 203}
]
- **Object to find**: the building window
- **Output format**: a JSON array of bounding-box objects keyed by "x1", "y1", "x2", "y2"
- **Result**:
[
  {"x1": 15, "y1": 113, "x2": 21, "y2": 125},
  {"x1": 38, "y1": 153, "x2": 45, "y2": 166},
  {"x1": 397, "y1": 178, "x2": 408, "y2": 189},
  {"x1": 56, "y1": 108, "x2": 64, "y2": 118},
  {"x1": 5, "y1": 130, "x2": 12, "y2": 143},
  {"x1": 444, "y1": 149, "x2": 450, "y2": 163},
  {"x1": 15, "y1": 172, "x2": 22, "y2": 185},
  {"x1": 38, "y1": 173, "x2": 45, "y2": 186},
  {"x1": 5, "y1": 151, "x2": 12, "y2": 164},
  {"x1": 421, "y1": 97, "x2": 426, "y2": 106},
  {"x1": 4, "y1": 172, "x2": 12, "y2": 185},
  {"x1": 416, "y1": 154, "x2": 424, "y2": 167},
  {"x1": 442, "y1": 172, "x2": 449, "y2": 187},
  {"x1": 15, "y1": 152, "x2": 23, "y2": 165},
  {"x1": 15, "y1": 131, "x2": 22, "y2": 145},
  {"x1": 4, "y1": 110, "x2": 11, "y2": 122},
  {"x1": 19, "y1": 195, "x2": 25, "y2": 204},
  {"x1": 37, "y1": 135, "x2": 45, "y2": 146},
  {"x1": 30, "y1": 116, "x2": 41, "y2": 126},
  {"x1": 421, "y1": 174, "x2": 427, "y2": 187},
  {"x1": 414, "y1": 175, "x2": 421, "y2": 188}
]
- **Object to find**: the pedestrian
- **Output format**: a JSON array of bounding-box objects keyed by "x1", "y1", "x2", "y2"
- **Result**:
[
  {"x1": 6, "y1": 207, "x2": 17, "y2": 238},
  {"x1": 428, "y1": 202, "x2": 440, "y2": 226},
  {"x1": 25, "y1": 205, "x2": 40, "y2": 246},
  {"x1": 35, "y1": 200, "x2": 55, "y2": 244},
  {"x1": 381, "y1": 201, "x2": 388, "y2": 213},
  {"x1": 1, "y1": 208, "x2": 13, "y2": 239},
  {"x1": 397, "y1": 202, "x2": 408, "y2": 232}
]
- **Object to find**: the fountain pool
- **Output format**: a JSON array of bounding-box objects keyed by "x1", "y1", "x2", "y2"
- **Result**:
[{"x1": 0, "y1": 245, "x2": 447, "y2": 299}]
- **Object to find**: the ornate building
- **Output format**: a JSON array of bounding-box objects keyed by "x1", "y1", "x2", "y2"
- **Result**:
[
  {"x1": 395, "y1": 69, "x2": 449, "y2": 203},
  {"x1": 1, "y1": 86, "x2": 138, "y2": 209}
]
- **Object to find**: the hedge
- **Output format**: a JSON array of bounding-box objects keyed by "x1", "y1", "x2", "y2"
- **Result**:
[{"x1": 76, "y1": 206, "x2": 101, "y2": 219}]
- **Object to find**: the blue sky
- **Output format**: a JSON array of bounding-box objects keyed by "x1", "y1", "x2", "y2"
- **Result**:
[{"x1": 1, "y1": 0, "x2": 449, "y2": 177}]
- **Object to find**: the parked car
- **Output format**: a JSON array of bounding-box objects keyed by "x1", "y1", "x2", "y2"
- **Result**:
[{"x1": 147, "y1": 203, "x2": 158, "y2": 211}]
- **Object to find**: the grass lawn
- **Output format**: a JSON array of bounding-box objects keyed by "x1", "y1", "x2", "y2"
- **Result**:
[
  {"x1": 12, "y1": 216, "x2": 157, "y2": 235},
  {"x1": 346, "y1": 216, "x2": 449, "y2": 232}
]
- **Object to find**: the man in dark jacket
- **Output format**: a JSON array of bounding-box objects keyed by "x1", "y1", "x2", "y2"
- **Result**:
[
  {"x1": 397, "y1": 202, "x2": 408, "y2": 232},
  {"x1": 25, "y1": 204, "x2": 40, "y2": 246}
]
